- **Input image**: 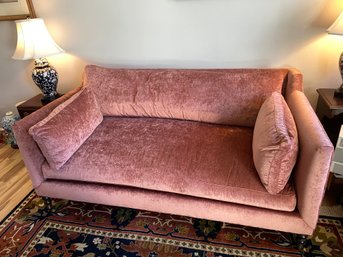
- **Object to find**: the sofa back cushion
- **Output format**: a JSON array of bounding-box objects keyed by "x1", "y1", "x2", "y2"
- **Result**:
[
  {"x1": 29, "y1": 87, "x2": 103, "y2": 170},
  {"x1": 83, "y1": 65, "x2": 289, "y2": 127}
]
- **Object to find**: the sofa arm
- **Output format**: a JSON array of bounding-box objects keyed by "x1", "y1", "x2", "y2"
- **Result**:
[
  {"x1": 286, "y1": 90, "x2": 333, "y2": 229},
  {"x1": 285, "y1": 68, "x2": 303, "y2": 95},
  {"x1": 13, "y1": 86, "x2": 83, "y2": 188}
]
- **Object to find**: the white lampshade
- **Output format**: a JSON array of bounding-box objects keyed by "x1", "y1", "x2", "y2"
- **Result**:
[
  {"x1": 12, "y1": 18, "x2": 64, "y2": 60},
  {"x1": 328, "y1": 11, "x2": 343, "y2": 36}
]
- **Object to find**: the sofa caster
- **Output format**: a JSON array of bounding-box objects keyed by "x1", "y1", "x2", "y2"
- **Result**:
[{"x1": 42, "y1": 196, "x2": 53, "y2": 211}]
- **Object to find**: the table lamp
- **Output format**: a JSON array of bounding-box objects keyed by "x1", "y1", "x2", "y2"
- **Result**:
[
  {"x1": 12, "y1": 18, "x2": 64, "y2": 103},
  {"x1": 328, "y1": 11, "x2": 343, "y2": 98}
]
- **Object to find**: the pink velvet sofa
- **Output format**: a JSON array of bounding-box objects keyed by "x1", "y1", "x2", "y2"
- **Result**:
[{"x1": 13, "y1": 65, "x2": 333, "y2": 237}]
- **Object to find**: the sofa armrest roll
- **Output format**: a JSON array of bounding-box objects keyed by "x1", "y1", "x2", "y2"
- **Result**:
[
  {"x1": 286, "y1": 90, "x2": 333, "y2": 230},
  {"x1": 13, "y1": 86, "x2": 83, "y2": 188}
]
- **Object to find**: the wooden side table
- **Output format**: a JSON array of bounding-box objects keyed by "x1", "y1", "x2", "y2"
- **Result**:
[
  {"x1": 316, "y1": 89, "x2": 343, "y2": 120},
  {"x1": 316, "y1": 88, "x2": 343, "y2": 146},
  {"x1": 16, "y1": 94, "x2": 47, "y2": 118},
  {"x1": 16, "y1": 94, "x2": 62, "y2": 119},
  {"x1": 316, "y1": 88, "x2": 343, "y2": 190}
]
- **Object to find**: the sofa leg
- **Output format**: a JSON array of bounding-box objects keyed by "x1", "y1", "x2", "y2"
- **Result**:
[
  {"x1": 297, "y1": 234, "x2": 310, "y2": 252},
  {"x1": 42, "y1": 196, "x2": 53, "y2": 211}
]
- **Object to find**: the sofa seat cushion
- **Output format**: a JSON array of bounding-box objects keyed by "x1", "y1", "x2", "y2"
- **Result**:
[{"x1": 42, "y1": 117, "x2": 296, "y2": 212}]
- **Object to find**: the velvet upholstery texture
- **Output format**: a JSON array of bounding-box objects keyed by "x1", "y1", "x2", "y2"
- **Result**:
[
  {"x1": 12, "y1": 86, "x2": 83, "y2": 188},
  {"x1": 13, "y1": 67, "x2": 334, "y2": 236},
  {"x1": 285, "y1": 68, "x2": 303, "y2": 94},
  {"x1": 253, "y1": 92, "x2": 298, "y2": 194},
  {"x1": 285, "y1": 90, "x2": 333, "y2": 229},
  {"x1": 83, "y1": 65, "x2": 289, "y2": 127},
  {"x1": 42, "y1": 117, "x2": 296, "y2": 212},
  {"x1": 29, "y1": 88, "x2": 103, "y2": 170},
  {"x1": 36, "y1": 180, "x2": 313, "y2": 235}
]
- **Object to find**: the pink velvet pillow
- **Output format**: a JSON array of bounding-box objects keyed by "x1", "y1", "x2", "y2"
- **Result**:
[
  {"x1": 253, "y1": 92, "x2": 298, "y2": 194},
  {"x1": 29, "y1": 88, "x2": 103, "y2": 170}
]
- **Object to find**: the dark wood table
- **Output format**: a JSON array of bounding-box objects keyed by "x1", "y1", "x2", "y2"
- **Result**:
[
  {"x1": 316, "y1": 88, "x2": 343, "y2": 190},
  {"x1": 16, "y1": 94, "x2": 46, "y2": 118},
  {"x1": 16, "y1": 94, "x2": 63, "y2": 119},
  {"x1": 316, "y1": 88, "x2": 343, "y2": 121},
  {"x1": 316, "y1": 89, "x2": 343, "y2": 145}
]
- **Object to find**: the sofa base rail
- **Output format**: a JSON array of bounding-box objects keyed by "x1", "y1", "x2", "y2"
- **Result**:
[{"x1": 36, "y1": 179, "x2": 314, "y2": 235}]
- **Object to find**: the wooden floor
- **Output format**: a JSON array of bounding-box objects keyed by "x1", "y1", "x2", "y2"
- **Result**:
[{"x1": 0, "y1": 143, "x2": 33, "y2": 222}]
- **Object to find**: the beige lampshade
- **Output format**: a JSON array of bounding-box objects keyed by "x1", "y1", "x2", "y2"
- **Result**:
[
  {"x1": 328, "y1": 11, "x2": 343, "y2": 36},
  {"x1": 12, "y1": 18, "x2": 64, "y2": 60}
]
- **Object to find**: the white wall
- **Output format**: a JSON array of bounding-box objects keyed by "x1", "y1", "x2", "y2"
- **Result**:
[{"x1": 0, "y1": 0, "x2": 342, "y2": 117}]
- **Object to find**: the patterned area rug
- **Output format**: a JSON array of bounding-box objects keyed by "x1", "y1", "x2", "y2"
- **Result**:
[{"x1": 0, "y1": 192, "x2": 342, "y2": 257}]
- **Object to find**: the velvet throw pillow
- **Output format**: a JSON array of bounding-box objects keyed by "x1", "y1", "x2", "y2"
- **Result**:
[
  {"x1": 253, "y1": 92, "x2": 298, "y2": 194},
  {"x1": 29, "y1": 88, "x2": 103, "y2": 170}
]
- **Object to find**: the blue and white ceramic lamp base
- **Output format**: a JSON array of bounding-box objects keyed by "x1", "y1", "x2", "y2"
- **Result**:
[{"x1": 32, "y1": 58, "x2": 59, "y2": 103}]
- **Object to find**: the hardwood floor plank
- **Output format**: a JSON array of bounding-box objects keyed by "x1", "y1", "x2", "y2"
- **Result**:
[{"x1": 0, "y1": 144, "x2": 33, "y2": 222}]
